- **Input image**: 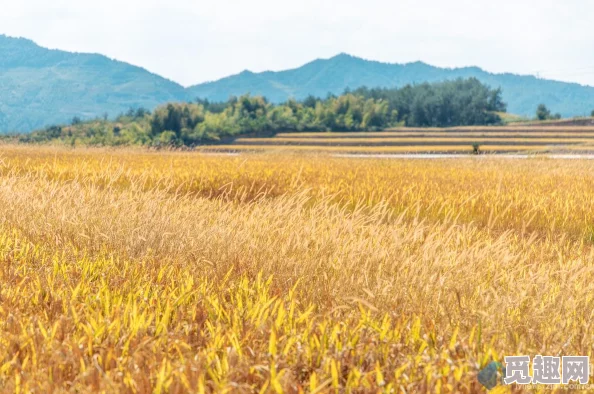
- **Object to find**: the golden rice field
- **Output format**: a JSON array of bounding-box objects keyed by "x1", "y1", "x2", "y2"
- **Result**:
[{"x1": 1, "y1": 144, "x2": 594, "y2": 392}]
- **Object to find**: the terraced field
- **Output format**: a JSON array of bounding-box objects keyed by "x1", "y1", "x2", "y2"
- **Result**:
[{"x1": 201, "y1": 126, "x2": 594, "y2": 155}]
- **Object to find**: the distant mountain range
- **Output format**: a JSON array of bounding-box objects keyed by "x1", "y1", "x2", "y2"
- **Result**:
[
  {"x1": 2, "y1": 34, "x2": 594, "y2": 133},
  {"x1": 0, "y1": 35, "x2": 184, "y2": 133},
  {"x1": 188, "y1": 54, "x2": 594, "y2": 120}
]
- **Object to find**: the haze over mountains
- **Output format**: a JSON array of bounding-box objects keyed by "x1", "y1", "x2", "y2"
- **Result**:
[{"x1": 2, "y1": 34, "x2": 594, "y2": 133}]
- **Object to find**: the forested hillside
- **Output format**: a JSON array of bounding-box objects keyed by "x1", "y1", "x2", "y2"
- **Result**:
[{"x1": 18, "y1": 78, "x2": 505, "y2": 146}]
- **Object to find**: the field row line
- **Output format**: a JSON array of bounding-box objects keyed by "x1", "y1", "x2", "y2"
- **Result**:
[
  {"x1": 236, "y1": 138, "x2": 594, "y2": 145},
  {"x1": 199, "y1": 144, "x2": 593, "y2": 153},
  {"x1": 274, "y1": 131, "x2": 594, "y2": 138}
]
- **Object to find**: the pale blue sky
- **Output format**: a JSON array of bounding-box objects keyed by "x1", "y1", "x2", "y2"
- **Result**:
[{"x1": 2, "y1": 0, "x2": 594, "y2": 87}]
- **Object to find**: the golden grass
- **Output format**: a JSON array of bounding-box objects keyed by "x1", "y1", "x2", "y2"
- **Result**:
[{"x1": 0, "y1": 145, "x2": 593, "y2": 392}]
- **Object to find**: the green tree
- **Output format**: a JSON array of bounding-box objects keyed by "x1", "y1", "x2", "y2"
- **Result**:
[
  {"x1": 536, "y1": 104, "x2": 551, "y2": 121},
  {"x1": 352, "y1": 78, "x2": 505, "y2": 127}
]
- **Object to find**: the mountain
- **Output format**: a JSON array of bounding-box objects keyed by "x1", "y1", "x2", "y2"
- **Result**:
[
  {"x1": 187, "y1": 53, "x2": 594, "y2": 118},
  {"x1": 2, "y1": 34, "x2": 594, "y2": 133},
  {"x1": 0, "y1": 35, "x2": 187, "y2": 133}
]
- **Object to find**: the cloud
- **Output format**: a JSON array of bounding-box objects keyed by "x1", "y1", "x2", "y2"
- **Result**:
[{"x1": 1, "y1": 0, "x2": 594, "y2": 87}]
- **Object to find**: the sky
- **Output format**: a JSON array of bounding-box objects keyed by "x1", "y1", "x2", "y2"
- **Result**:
[{"x1": 2, "y1": 0, "x2": 594, "y2": 87}]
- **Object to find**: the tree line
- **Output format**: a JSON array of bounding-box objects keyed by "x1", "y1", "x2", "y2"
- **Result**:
[
  {"x1": 17, "y1": 78, "x2": 507, "y2": 146},
  {"x1": 352, "y1": 78, "x2": 506, "y2": 127}
]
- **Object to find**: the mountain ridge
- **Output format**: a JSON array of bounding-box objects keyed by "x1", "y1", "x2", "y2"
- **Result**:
[
  {"x1": 0, "y1": 34, "x2": 187, "y2": 132},
  {"x1": 2, "y1": 34, "x2": 594, "y2": 133},
  {"x1": 187, "y1": 54, "x2": 594, "y2": 118}
]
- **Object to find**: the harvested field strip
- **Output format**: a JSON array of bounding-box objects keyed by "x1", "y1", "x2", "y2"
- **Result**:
[
  {"x1": 274, "y1": 132, "x2": 594, "y2": 138},
  {"x1": 388, "y1": 126, "x2": 594, "y2": 132},
  {"x1": 236, "y1": 137, "x2": 593, "y2": 146},
  {"x1": 199, "y1": 144, "x2": 555, "y2": 153},
  {"x1": 276, "y1": 128, "x2": 594, "y2": 138}
]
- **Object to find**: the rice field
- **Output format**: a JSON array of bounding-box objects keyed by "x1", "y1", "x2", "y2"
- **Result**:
[
  {"x1": 200, "y1": 144, "x2": 552, "y2": 153},
  {"x1": 275, "y1": 130, "x2": 594, "y2": 138},
  {"x1": 218, "y1": 126, "x2": 594, "y2": 155},
  {"x1": 235, "y1": 137, "x2": 594, "y2": 145},
  {"x1": 0, "y1": 144, "x2": 593, "y2": 392}
]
